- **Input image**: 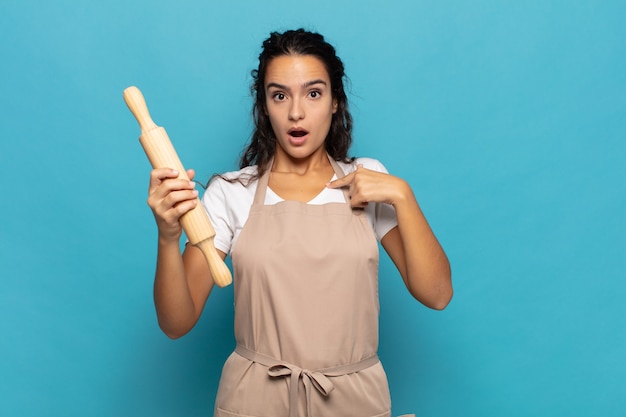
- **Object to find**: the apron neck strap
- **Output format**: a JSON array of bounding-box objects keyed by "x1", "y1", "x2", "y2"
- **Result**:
[{"x1": 253, "y1": 153, "x2": 351, "y2": 205}]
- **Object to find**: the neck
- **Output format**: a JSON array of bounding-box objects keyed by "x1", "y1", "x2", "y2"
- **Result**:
[{"x1": 271, "y1": 147, "x2": 330, "y2": 175}]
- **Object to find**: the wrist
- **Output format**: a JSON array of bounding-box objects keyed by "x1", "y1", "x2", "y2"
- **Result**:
[
  {"x1": 157, "y1": 231, "x2": 182, "y2": 247},
  {"x1": 390, "y1": 178, "x2": 414, "y2": 207}
]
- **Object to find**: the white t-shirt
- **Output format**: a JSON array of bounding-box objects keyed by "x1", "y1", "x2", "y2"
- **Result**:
[{"x1": 201, "y1": 157, "x2": 398, "y2": 255}]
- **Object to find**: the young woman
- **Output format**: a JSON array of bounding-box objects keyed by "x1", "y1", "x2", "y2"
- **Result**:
[{"x1": 147, "y1": 29, "x2": 452, "y2": 417}]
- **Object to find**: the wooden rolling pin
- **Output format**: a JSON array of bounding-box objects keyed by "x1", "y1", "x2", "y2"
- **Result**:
[{"x1": 124, "y1": 86, "x2": 232, "y2": 288}]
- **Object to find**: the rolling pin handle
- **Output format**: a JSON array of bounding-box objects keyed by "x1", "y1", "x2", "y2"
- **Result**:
[{"x1": 123, "y1": 86, "x2": 158, "y2": 132}]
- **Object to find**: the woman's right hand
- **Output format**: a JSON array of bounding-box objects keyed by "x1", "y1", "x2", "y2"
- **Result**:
[{"x1": 147, "y1": 168, "x2": 198, "y2": 242}]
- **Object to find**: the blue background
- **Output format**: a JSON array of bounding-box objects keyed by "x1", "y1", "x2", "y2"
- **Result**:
[{"x1": 1, "y1": 1, "x2": 624, "y2": 416}]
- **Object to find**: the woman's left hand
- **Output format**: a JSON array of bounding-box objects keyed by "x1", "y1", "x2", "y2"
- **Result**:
[{"x1": 326, "y1": 164, "x2": 410, "y2": 208}]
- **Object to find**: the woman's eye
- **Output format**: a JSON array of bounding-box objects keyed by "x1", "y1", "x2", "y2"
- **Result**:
[
  {"x1": 273, "y1": 93, "x2": 286, "y2": 101},
  {"x1": 309, "y1": 91, "x2": 320, "y2": 99}
]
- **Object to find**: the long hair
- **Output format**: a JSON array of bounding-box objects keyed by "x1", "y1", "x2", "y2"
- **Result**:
[{"x1": 239, "y1": 29, "x2": 353, "y2": 179}]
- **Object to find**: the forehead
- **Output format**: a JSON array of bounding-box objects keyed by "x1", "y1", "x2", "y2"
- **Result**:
[{"x1": 264, "y1": 55, "x2": 330, "y2": 87}]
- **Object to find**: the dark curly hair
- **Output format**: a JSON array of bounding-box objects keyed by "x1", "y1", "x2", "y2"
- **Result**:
[{"x1": 239, "y1": 29, "x2": 353, "y2": 179}]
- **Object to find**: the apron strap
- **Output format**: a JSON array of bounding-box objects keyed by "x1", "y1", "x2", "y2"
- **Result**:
[
  {"x1": 327, "y1": 156, "x2": 353, "y2": 206},
  {"x1": 253, "y1": 154, "x2": 354, "y2": 207},
  {"x1": 253, "y1": 158, "x2": 272, "y2": 206},
  {"x1": 235, "y1": 344, "x2": 379, "y2": 417}
]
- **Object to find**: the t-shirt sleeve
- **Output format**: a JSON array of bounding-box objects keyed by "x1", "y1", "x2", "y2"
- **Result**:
[
  {"x1": 200, "y1": 177, "x2": 233, "y2": 255},
  {"x1": 373, "y1": 197, "x2": 398, "y2": 241},
  {"x1": 356, "y1": 158, "x2": 399, "y2": 241}
]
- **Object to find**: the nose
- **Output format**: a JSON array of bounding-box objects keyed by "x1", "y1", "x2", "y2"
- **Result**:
[{"x1": 288, "y1": 97, "x2": 304, "y2": 121}]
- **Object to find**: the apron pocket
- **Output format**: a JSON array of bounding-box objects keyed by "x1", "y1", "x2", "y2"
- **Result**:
[{"x1": 215, "y1": 352, "x2": 289, "y2": 416}]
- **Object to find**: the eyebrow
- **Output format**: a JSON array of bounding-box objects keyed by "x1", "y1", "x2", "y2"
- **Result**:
[{"x1": 266, "y1": 79, "x2": 328, "y2": 91}]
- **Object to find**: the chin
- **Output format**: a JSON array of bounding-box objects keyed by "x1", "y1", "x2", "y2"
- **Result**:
[{"x1": 278, "y1": 142, "x2": 323, "y2": 160}]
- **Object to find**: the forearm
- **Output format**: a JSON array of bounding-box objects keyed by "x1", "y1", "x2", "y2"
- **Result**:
[
  {"x1": 153, "y1": 237, "x2": 198, "y2": 338},
  {"x1": 392, "y1": 182, "x2": 452, "y2": 309}
]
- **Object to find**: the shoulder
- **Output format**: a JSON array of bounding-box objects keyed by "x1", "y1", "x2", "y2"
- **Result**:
[
  {"x1": 203, "y1": 166, "x2": 258, "y2": 207},
  {"x1": 211, "y1": 165, "x2": 259, "y2": 184},
  {"x1": 207, "y1": 166, "x2": 258, "y2": 191},
  {"x1": 336, "y1": 157, "x2": 390, "y2": 175}
]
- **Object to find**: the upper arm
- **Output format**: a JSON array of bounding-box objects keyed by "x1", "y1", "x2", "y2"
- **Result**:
[{"x1": 380, "y1": 226, "x2": 408, "y2": 286}]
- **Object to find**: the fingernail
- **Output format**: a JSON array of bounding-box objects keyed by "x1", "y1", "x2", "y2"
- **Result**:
[{"x1": 189, "y1": 181, "x2": 196, "y2": 188}]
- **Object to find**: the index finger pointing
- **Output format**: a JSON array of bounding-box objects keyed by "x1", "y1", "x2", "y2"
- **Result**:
[{"x1": 326, "y1": 171, "x2": 355, "y2": 189}]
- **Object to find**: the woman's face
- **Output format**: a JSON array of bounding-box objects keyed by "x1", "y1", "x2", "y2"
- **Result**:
[{"x1": 264, "y1": 54, "x2": 337, "y2": 161}]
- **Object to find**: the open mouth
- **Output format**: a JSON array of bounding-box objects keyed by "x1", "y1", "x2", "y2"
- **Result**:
[{"x1": 288, "y1": 129, "x2": 308, "y2": 138}]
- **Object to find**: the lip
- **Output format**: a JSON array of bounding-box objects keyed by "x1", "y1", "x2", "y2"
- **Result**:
[{"x1": 287, "y1": 127, "x2": 309, "y2": 146}]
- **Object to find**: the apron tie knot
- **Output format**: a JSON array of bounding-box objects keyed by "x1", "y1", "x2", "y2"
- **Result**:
[
  {"x1": 236, "y1": 345, "x2": 379, "y2": 417},
  {"x1": 268, "y1": 364, "x2": 334, "y2": 417}
]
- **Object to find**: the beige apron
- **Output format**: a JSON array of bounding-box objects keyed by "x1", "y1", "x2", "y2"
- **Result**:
[{"x1": 214, "y1": 155, "x2": 392, "y2": 417}]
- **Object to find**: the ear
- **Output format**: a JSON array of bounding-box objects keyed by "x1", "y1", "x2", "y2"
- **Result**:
[{"x1": 332, "y1": 98, "x2": 338, "y2": 114}]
